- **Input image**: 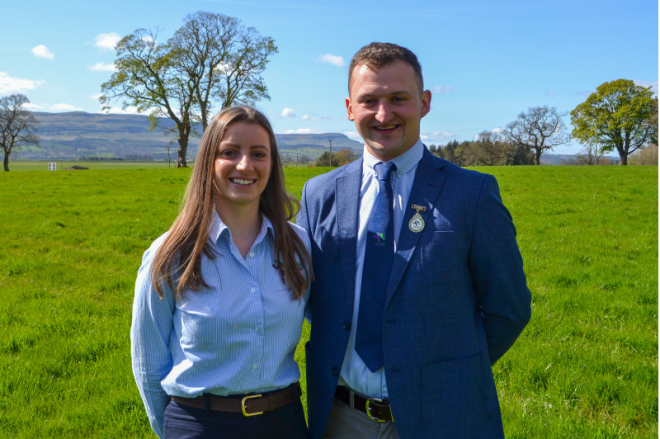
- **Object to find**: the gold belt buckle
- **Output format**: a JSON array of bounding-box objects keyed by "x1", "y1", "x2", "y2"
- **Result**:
[
  {"x1": 241, "y1": 394, "x2": 263, "y2": 417},
  {"x1": 365, "y1": 398, "x2": 390, "y2": 423}
]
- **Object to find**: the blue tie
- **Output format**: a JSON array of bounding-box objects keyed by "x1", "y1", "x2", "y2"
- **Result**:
[{"x1": 356, "y1": 161, "x2": 396, "y2": 372}]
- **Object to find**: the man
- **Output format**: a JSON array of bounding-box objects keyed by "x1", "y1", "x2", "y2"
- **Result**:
[{"x1": 298, "y1": 42, "x2": 531, "y2": 439}]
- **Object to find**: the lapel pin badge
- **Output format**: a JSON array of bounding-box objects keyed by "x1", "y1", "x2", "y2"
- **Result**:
[{"x1": 409, "y1": 204, "x2": 426, "y2": 233}]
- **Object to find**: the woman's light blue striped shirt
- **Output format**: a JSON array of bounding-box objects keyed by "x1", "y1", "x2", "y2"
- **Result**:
[{"x1": 130, "y1": 213, "x2": 311, "y2": 438}]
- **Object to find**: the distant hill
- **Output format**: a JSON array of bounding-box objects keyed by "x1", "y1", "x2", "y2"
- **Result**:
[{"x1": 16, "y1": 112, "x2": 362, "y2": 162}]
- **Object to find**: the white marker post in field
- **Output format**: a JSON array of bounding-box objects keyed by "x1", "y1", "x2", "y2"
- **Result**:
[{"x1": 48, "y1": 162, "x2": 57, "y2": 171}]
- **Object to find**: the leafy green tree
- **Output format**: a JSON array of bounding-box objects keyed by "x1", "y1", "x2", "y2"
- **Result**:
[
  {"x1": 314, "y1": 151, "x2": 338, "y2": 167},
  {"x1": 570, "y1": 79, "x2": 657, "y2": 165},
  {"x1": 101, "y1": 29, "x2": 196, "y2": 167},
  {"x1": 0, "y1": 94, "x2": 39, "y2": 171},
  {"x1": 100, "y1": 12, "x2": 277, "y2": 167},
  {"x1": 503, "y1": 106, "x2": 571, "y2": 165}
]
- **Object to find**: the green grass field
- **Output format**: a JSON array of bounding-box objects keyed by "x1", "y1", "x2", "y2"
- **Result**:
[{"x1": 0, "y1": 166, "x2": 656, "y2": 438}]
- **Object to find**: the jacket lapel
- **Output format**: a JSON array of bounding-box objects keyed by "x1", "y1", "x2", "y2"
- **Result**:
[
  {"x1": 337, "y1": 159, "x2": 363, "y2": 304},
  {"x1": 385, "y1": 149, "x2": 447, "y2": 306}
]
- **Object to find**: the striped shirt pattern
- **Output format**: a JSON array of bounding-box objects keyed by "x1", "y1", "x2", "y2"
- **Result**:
[{"x1": 130, "y1": 213, "x2": 311, "y2": 438}]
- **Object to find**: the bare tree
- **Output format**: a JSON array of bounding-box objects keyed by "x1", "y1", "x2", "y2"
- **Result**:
[
  {"x1": 576, "y1": 143, "x2": 603, "y2": 165},
  {"x1": 0, "y1": 94, "x2": 39, "y2": 171},
  {"x1": 503, "y1": 106, "x2": 571, "y2": 165},
  {"x1": 475, "y1": 130, "x2": 518, "y2": 166},
  {"x1": 170, "y1": 12, "x2": 277, "y2": 131}
]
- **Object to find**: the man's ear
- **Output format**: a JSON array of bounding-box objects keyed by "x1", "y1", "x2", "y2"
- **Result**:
[
  {"x1": 345, "y1": 96, "x2": 354, "y2": 121},
  {"x1": 421, "y1": 90, "x2": 432, "y2": 119}
]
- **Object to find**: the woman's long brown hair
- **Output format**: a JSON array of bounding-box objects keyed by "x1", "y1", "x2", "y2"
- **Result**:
[{"x1": 150, "y1": 106, "x2": 312, "y2": 301}]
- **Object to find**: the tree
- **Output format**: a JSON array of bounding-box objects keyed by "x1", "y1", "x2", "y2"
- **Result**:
[
  {"x1": 169, "y1": 11, "x2": 277, "y2": 130},
  {"x1": 576, "y1": 143, "x2": 603, "y2": 165},
  {"x1": 334, "y1": 148, "x2": 358, "y2": 166},
  {"x1": 503, "y1": 106, "x2": 571, "y2": 165},
  {"x1": 0, "y1": 94, "x2": 39, "y2": 171},
  {"x1": 570, "y1": 79, "x2": 657, "y2": 165},
  {"x1": 314, "y1": 151, "x2": 338, "y2": 167},
  {"x1": 101, "y1": 29, "x2": 197, "y2": 167},
  {"x1": 628, "y1": 144, "x2": 658, "y2": 165},
  {"x1": 101, "y1": 12, "x2": 277, "y2": 167},
  {"x1": 474, "y1": 130, "x2": 518, "y2": 166}
]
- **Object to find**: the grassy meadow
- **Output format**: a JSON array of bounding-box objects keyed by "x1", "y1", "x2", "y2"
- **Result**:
[{"x1": 0, "y1": 165, "x2": 656, "y2": 438}]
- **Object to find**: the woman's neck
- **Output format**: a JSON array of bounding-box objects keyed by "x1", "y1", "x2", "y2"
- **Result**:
[{"x1": 215, "y1": 203, "x2": 263, "y2": 259}]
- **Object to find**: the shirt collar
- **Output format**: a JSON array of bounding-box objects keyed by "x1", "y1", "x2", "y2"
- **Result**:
[
  {"x1": 209, "y1": 210, "x2": 275, "y2": 244},
  {"x1": 362, "y1": 137, "x2": 424, "y2": 177}
]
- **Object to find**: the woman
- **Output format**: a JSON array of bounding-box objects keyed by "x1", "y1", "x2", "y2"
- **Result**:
[{"x1": 131, "y1": 106, "x2": 312, "y2": 439}]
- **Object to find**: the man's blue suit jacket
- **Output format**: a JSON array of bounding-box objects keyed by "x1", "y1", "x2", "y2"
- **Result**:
[{"x1": 298, "y1": 148, "x2": 531, "y2": 439}]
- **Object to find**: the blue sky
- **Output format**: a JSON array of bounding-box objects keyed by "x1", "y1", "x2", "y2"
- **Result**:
[{"x1": 1, "y1": 0, "x2": 657, "y2": 153}]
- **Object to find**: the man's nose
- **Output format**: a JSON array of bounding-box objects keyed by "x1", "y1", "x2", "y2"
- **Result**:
[{"x1": 374, "y1": 100, "x2": 391, "y2": 122}]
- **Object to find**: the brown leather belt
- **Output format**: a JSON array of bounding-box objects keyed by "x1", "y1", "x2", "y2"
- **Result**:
[
  {"x1": 335, "y1": 386, "x2": 394, "y2": 423},
  {"x1": 172, "y1": 383, "x2": 301, "y2": 417}
]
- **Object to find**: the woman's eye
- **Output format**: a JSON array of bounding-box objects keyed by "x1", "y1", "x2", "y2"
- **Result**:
[
  {"x1": 254, "y1": 152, "x2": 266, "y2": 159},
  {"x1": 221, "y1": 150, "x2": 235, "y2": 157}
]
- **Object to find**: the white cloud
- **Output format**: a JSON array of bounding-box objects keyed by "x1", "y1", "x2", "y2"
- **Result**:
[
  {"x1": 90, "y1": 93, "x2": 103, "y2": 100},
  {"x1": 635, "y1": 80, "x2": 658, "y2": 95},
  {"x1": 31, "y1": 45, "x2": 54, "y2": 60},
  {"x1": 0, "y1": 71, "x2": 45, "y2": 94},
  {"x1": 93, "y1": 32, "x2": 122, "y2": 51},
  {"x1": 432, "y1": 85, "x2": 454, "y2": 94},
  {"x1": 301, "y1": 114, "x2": 331, "y2": 121},
  {"x1": 281, "y1": 108, "x2": 295, "y2": 117},
  {"x1": 23, "y1": 102, "x2": 83, "y2": 112},
  {"x1": 421, "y1": 131, "x2": 455, "y2": 142},
  {"x1": 344, "y1": 131, "x2": 362, "y2": 141},
  {"x1": 545, "y1": 90, "x2": 555, "y2": 98},
  {"x1": 88, "y1": 62, "x2": 117, "y2": 72},
  {"x1": 283, "y1": 128, "x2": 322, "y2": 134},
  {"x1": 319, "y1": 54, "x2": 345, "y2": 68}
]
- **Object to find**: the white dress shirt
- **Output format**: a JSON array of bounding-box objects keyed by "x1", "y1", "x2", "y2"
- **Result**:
[{"x1": 338, "y1": 138, "x2": 424, "y2": 398}]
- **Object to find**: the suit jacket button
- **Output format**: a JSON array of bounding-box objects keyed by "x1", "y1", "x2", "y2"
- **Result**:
[
  {"x1": 331, "y1": 367, "x2": 339, "y2": 377},
  {"x1": 342, "y1": 321, "x2": 351, "y2": 330}
]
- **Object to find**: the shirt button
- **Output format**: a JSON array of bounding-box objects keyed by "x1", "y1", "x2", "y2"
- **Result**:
[
  {"x1": 398, "y1": 170, "x2": 402, "y2": 175},
  {"x1": 342, "y1": 321, "x2": 351, "y2": 331},
  {"x1": 252, "y1": 364, "x2": 258, "y2": 370},
  {"x1": 249, "y1": 252, "x2": 254, "y2": 258},
  {"x1": 250, "y1": 287, "x2": 256, "y2": 293},
  {"x1": 255, "y1": 327, "x2": 259, "y2": 332}
]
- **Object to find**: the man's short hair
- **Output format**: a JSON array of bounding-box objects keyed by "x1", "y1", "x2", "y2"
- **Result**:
[{"x1": 348, "y1": 42, "x2": 424, "y2": 94}]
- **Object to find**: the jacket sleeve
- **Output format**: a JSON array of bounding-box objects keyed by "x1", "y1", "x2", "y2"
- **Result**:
[
  {"x1": 297, "y1": 181, "x2": 314, "y2": 324},
  {"x1": 468, "y1": 174, "x2": 531, "y2": 365}
]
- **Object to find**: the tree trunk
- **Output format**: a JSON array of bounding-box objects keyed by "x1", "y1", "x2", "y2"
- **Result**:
[
  {"x1": 3, "y1": 150, "x2": 9, "y2": 171},
  {"x1": 176, "y1": 122, "x2": 191, "y2": 168},
  {"x1": 534, "y1": 149, "x2": 542, "y2": 165},
  {"x1": 177, "y1": 137, "x2": 188, "y2": 167},
  {"x1": 620, "y1": 152, "x2": 628, "y2": 165}
]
